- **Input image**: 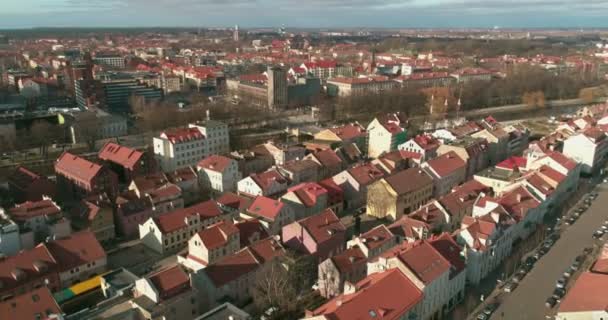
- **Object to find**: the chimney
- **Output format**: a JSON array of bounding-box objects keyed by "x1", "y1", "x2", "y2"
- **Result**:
[{"x1": 516, "y1": 193, "x2": 522, "y2": 202}]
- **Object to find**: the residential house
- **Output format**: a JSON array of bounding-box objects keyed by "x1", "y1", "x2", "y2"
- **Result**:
[
  {"x1": 317, "y1": 246, "x2": 367, "y2": 298},
  {"x1": 71, "y1": 198, "x2": 116, "y2": 243},
  {"x1": 314, "y1": 123, "x2": 367, "y2": 151},
  {"x1": 305, "y1": 149, "x2": 344, "y2": 180},
  {"x1": 0, "y1": 230, "x2": 106, "y2": 298},
  {"x1": 562, "y1": 127, "x2": 608, "y2": 174},
  {"x1": 438, "y1": 180, "x2": 491, "y2": 231},
  {"x1": 7, "y1": 166, "x2": 56, "y2": 203},
  {"x1": 280, "y1": 182, "x2": 329, "y2": 220},
  {"x1": 197, "y1": 237, "x2": 285, "y2": 308},
  {"x1": 332, "y1": 163, "x2": 386, "y2": 210},
  {"x1": 139, "y1": 200, "x2": 234, "y2": 254},
  {"x1": 129, "y1": 173, "x2": 184, "y2": 214},
  {"x1": 282, "y1": 209, "x2": 346, "y2": 261},
  {"x1": 115, "y1": 191, "x2": 154, "y2": 239},
  {"x1": 373, "y1": 150, "x2": 421, "y2": 174},
  {"x1": 178, "y1": 221, "x2": 240, "y2": 271},
  {"x1": 367, "y1": 113, "x2": 409, "y2": 158},
  {"x1": 455, "y1": 213, "x2": 516, "y2": 285},
  {"x1": 0, "y1": 287, "x2": 62, "y2": 320},
  {"x1": 277, "y1": 159, "x2": 319, "y2": 184},
  {"x1": 154, "y1": 127, "x2": 207, "y2": 172},
  {"x1": 318, "y1": 178, "x2": 345, "y2": 215},
  {"x1": 437, "y1": 137, "x2": 489, "y2": 179},
  {"x1": 7, "y1": 197, "x2": 71, "y2": 250},
  {"x1": 305, "y1": 268, "x2": 423, "y2": 320},
  {"x1": 54, "y1": 152, "x2": 118, "y2": 201},
  {"x1": 398, "y1": 134, "x2": 441, "y2": 161},
  {"x1": 346, "y1": 225, "x2": 398, "y2": 259},
  {"x1": 234, "y1": 219, "x2": 269, "y2": 248},
  {"x1": 408, "y1": 200, "x2": 452, "y2": 233},
  {"x1": 388, "y1": 216, "x2": 432, "y2": 243},
  {"x1": 227, "y1": 149, "x2": 274, "y2": 178},
  {"x1": 237, "y1": 169, "x2": 290, "y2": 197},
  {"x1": 166, "y1": 167, "x2": 199, "y2": 205},
  {"x1": 98, "y1": 142, "x2": 153, "y2": 183},
  {"x1": 555, "y1": 272, "x2": 608, "y2": 320},
  {"x1": 242, "y1": 196, "x2": 295, "y2": 235},
  {"x1": 132, "y1": 265, "x2": 202, "y2": 320},
  {"x1": 368, "y1": 237, "x2": 465, "y2": 320},
  {"x1": 254, "y1": 142, "x2": 306, "y2": 166},
  {"x1": 197, "y1": 155, "x2": 240, "y2": 194},
  {"x1": 421, "y1": 151, "x2": 467, "y2": 197},
  {"x1": 366, "y1": 168, "x2": 433, "y2": 221}
]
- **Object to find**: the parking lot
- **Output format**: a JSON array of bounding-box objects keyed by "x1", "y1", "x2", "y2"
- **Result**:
[{"x1": 488, "y1": 187, "x2": 608, "y2": 320}]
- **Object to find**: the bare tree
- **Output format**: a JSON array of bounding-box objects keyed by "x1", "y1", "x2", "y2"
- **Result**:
[{"x1": 253, "y1": 259, "x2": 298, "y2": 319}]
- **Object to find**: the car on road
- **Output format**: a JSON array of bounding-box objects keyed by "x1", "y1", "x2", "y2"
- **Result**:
[
  {"x1": 556, "y1": 277, "x2": 568, "y2": 289},
  {"x1": 545, "y1": 297, "x2": 558, "y2": 308},
  {"x1": 552, "y1": 288, "x2": 566, "y2": 299},
  {"x1": 571, "y1": 261, "x2": 581, "y2": 271},
  {"x1": 563, "y1": 269, "x2": 572, "y2": 278},
  {"x1": 504, "y1": 281, "x2": 518, "y2": 293}
]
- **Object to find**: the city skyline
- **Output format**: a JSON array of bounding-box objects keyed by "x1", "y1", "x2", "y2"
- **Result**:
[{"x1": 2, "y1": 0, "x2": 608, "y2": 29}]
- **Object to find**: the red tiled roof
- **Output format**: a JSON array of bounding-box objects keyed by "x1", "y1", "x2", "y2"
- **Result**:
[
  {"x1": 546, "y1": 151, "x2": 577, "y2": 171},
  {"x1": 538, "y1": 165, "x2": 566, "y2": 184},
  {"x1": 197, "y1": 155, "x2": 233, "y2": 172},
  {"x1": 312, "y1": 149, "x2": 343, "y2": 168},
  {"x1": 7, "y1": 166, "x2": 45, "y2": 190},
  {"x1": 197, "y1": 221, "x2": 239, "y2": 250},
  {"x1": 331, "y1": 246, "x2": 367, "y2": 274},
  {"x1": 298, "y1": 209, "x2": 345, "y2": 245},
  {"x1": 496, "y1": 156, "x2": 527, "y2": 171},
  {"x1": 45, "y1": 231, "x2": 106, "y2": 271},
  {"x1": 424, "y1": 151, "x2": 466, "y2": 178},
  {"x1": 287, "y1": 182, "x2": 328, "y2": 208},
  {"x1": 235, "y1": 219, "x2": 269, "y2": 247},
  {"x1": 310, "y1": 268, "x2": 423, "y2": 320},
  {"x1": 429, "y1": 233, "x2": 465, "y2": 278},
  {"x1": 55, "y1": 152, "x2": 103, "y2": 186},
  {"x1": 131, "y1": 173, "x2": 170, "y2": 194},
  {"x1": 328, "y1": 124, "x2": 367, "y2": 141},
  {"x1": 9, "y1": 199, "x2": 61, "y2": 223},
  {"x1": 591, "y1": 244, "x2": 608, "y2": 274},
  {"x1": 251, "y1": 170, "x2": 288, "y2": 193},
  {"x1": 347, "y1": 163, "x2": 386, "y2": 186},
  {"x1": 166, "y1": 167, "x2": 198, "y2": 184},
  {"x1": 0, "y1": 287, "x2": 61, "y2": 320},
  {"x1": 558, "y1": 272, "x2": 608, "y2": 313},
  {"x1": 328, "y1": 76, "x2": 391, "y2": 85},
  {"x1": 359, "y1": 225, "x2": 395, "y2": 251},
  {"x1": 216, "y1": 192, "x2": 252, "y2": 211},
  {"x1": 148, "y1": 265, "x2": 190, "y2": 300},
  {"x1": 154, "y1": 200, "x2": 223, "y2": 234},
  {"x1": 0, "y1": 245, "x2": 57, "y2": 293},
  {"x1": 204, "y1": 237, "x2": 284, "y2": 287},
  {"x1": 413, "y1": 134, "x2": 440, "y2": 151},
  {"x1": 380, "y1": 240, "x2": 451, "y2": 284},
  {"x1": 161, "y1": 128, "x2": 204, "y2": 144},
  {"x1": 498, "y1": 186, "x2": 540, "y2": 221},
  {"x1": 98, "y1": 142, "x2": 143, "y2": 171},
  {"x1": 388, "y1": 216, "x2": 430, "y2": 240},
  {"x1": 384, "y1": 168, "x2": 433, "y2": 195},
  {"x1": 247, "y1": 196, "x2": 285, "y2": 222}
]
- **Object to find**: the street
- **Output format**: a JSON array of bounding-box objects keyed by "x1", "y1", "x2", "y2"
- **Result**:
[{"x1": 489, "y1": 185, "x2": 608, "y2": 320}]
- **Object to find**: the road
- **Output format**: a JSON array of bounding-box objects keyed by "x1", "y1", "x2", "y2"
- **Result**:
[{"x1": 490, "y1": 185, "x2": 608, "y2": 320}]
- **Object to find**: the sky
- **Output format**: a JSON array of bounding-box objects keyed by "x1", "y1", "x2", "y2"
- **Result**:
[{"x1": 2, "y1": 0, "x2": 608, "y2": 29}]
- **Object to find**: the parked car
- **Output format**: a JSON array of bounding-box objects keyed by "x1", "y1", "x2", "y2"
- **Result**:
[
  {"x1": 575, "y1": 255, "x2": 586, "y2": 263},
  {"x1": 482, "y1": 303, "x2": 499, "y2": 316},
  {"x1": 556, "y1": 277, "x2": 568, "y2": 289},
  {"x1": 565, "y1": 217, "x2": 577, "y2": 225},
  {"x1": 545, "y1": 297, "x2": 558, "y2": 308},
  {"x1": 584, "y1": 247, "x2": 593, "y2": 254},
  {"x1": 593, "y1": 230, "x2": 605, "y2": 239},
  {"x1": 513, "y1": 271, "x2": 526, "y2": 283},
  {"x1": 552, "y1": 288, "x2": 566, "y2": 299},
  {"x1": 504, "y1": 281, "x2": 518, "y2": 293},
  {"x1": 563, "y1": 269, "x2": 572, "y2": 278},
  {"x1": 524, "y1": 256, "x2": 537, "y2": 267},
  {"x1": 476, "y1": 313, "x2": 489, "y2": 320}
]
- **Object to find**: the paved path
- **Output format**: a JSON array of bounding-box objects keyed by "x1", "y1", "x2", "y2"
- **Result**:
[{"x1": 490, "y1": 186, "x2": 608, "y2": 320}]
